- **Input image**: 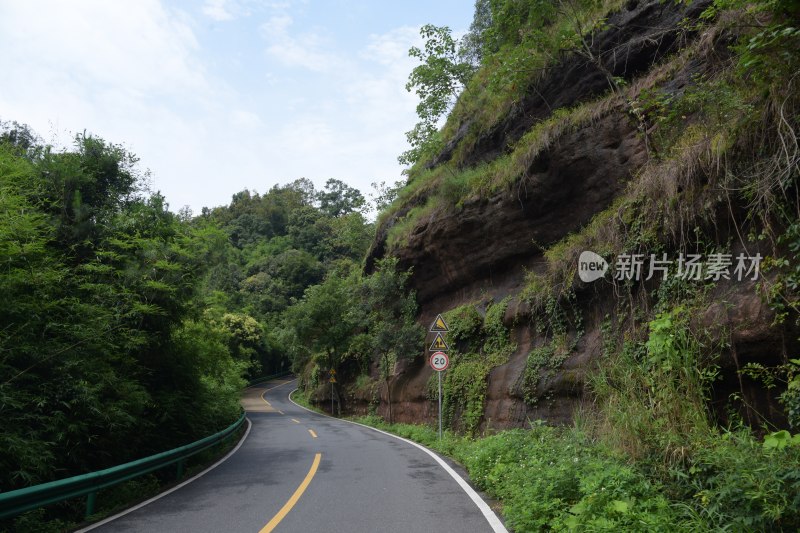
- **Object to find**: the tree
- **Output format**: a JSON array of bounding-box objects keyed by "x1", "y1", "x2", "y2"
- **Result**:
[
  {"x1": 0, "y1": 127, "x2": 247, "y2": 495},
  {"x1": 400, "y1": 25, "x2": 476, "y2": 166},
  {"x1": 358, "y1": 258, "x2": 423, "y2": 423},
  {"x1": 459, "y1": 0, "x2": 493, "y2": 67},
  {"x1": 369, "y1": 180, "x2": 403, "y2": 214},
  {"x1": 283, "y1": 269, "x2": 360, "y2": 414},
  {"x1": 316, "y1": 178, "x2": 365, "y2": 217}
]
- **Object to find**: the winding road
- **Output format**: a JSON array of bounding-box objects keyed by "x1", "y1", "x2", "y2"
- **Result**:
[{"x1": 81, "y1": 378, "x2": 508, "y2": 533}]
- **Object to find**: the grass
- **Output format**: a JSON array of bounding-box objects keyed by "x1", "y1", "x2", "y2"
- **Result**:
[
  {"x1": 352, "y1": 411, "x2": 800, "y2": 532},
  {"x1": 352, "y1": 415, "x2": 685, "y2": 532},
  {"x1": 384, "y1": 93, "x2": 621, "y2": 253},
  {"x1": 289, "y1": 388, "x2": 324, "y2": 414},
  {"x1": 379, "y1": 8, "x2": 770, "y2": 264}
]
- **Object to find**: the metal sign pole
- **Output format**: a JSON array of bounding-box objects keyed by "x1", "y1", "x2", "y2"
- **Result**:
[
  {"x1": 428, "y1": 314, "x2": 450, "y2": 441},
  {"x1": 438, "y1": 370, "x2": 442, "y2": 440}
]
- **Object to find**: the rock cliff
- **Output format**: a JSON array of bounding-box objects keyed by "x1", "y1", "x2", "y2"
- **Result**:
[{"x1": 355, "y1": 0, "x2": 799, "y2": 433}]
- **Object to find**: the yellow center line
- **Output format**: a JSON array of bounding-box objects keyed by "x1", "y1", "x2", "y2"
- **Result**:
[
  {"x1": 259, "y1": 453, "x2": 322, "y2": 533},
  {"x1": 259, "y1": 391, "x2": 272, "y2": 406},
  {"x1": 308, "y1": 429, "x2": 318, "y2": 438},
  {"x1": 258, "y1": 380, "x2": 294, "y2": 411},
  {"x1": 291, "y1": 418, "x2": 300, "y2": 424}
]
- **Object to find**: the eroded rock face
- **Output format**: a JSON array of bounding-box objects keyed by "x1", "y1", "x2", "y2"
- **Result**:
[
  {"x1": 356, "y1": 0, "x2": 792, "y2": 431},
  {"x1": 433, "y1": 0, "x2": 713, "y2": 169},
  {"x1": 359, "y1": 106, "x2": 650, "y2": 429},
  {"x1": 397, "y1": 111, "x2": 647, "y2": 307}
]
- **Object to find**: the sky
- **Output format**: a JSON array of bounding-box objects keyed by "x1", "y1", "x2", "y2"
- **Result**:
[{"x1": 0, "y1": 0, "x2": 473, "y2": 214}]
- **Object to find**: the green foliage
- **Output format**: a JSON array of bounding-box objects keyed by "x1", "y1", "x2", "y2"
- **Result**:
[
  {"x1": 438, "y1": 298, "x2": 515, "y2": 434},
  {"x1": 677, "y1": 429, "x2": 800, "y2": 531},
  {"x1": 368, "y1": 180, "x2": 403, "y2": 215},
  {"x1": 701, "y1": 0, "x2": 800, "y2": 82},
  {"x1": 355, "y1": 416, "x2": 680, "y2": 532},
  {"x1": 764, "y1": 221, "x2": 800, "y2": 325},
  {"x1": 443, "y1": 304, "x2": 484, "y2": 345},
  {"x1": 316, "y1": 178, "x2": 365, "y2": 217},
  {"x1": 741, "y1": 358, "x2": 800, "y2": 431},
  {"x1": 784, "y1": 361, "x2": 800, "y2": 430},
  {"x1": 357, "y1": 414, "x2": 800, "y2": 532},
  {"x1": 283, "y1": 255, "x2": 422, "y2": 417},
  {"x1": 763, "y1": 429, "x2": 800, "y2": 449},
  {"x1": 283, "y1": 267, "x2": 360, "y2": 371},
  {"x1": 588, "y1": 305, "x2": 722, "y2": 465},
  {"x1": 634, "y1": 76, "x2": 752, "y2": 157},
  {"x1": 459, "y1": 0, "x2": 492, "y2": 67},
  {"x1": 523, "y1": 338, "x2": 570, "y2": 405},
  {"x1": 483, "y1": 296, "x2": 513, "y2": 359},
  {"x1": 0, "y1": 129, "x2": 247, "y2": 508},
  {"x1": 465, "y1": 427, "x2": 679, "y2": 532},
  {"x1": 355, "y1": 258, "x2": 423, "y2": 377},
  {"x1": 400, "y1": 24, "x2": 477, "y2": 166}
]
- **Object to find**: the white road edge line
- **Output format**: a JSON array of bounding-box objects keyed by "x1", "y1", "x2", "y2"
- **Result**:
[
  {"x1": 288, "y1": 388, "x2": 509, "y2": 533},
  {"x1": 75, "y1": 417, "x2": 253, "y2": 532}
]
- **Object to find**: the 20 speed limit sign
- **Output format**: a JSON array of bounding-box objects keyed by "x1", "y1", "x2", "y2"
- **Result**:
[{"x1": 429, "y1": 351, "x2": 449, "y2": 372}]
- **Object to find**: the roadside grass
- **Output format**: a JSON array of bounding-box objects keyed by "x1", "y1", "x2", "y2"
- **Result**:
[
  {"x1": 350, "y1": 416, "x2": 680, "y2": 532},
  {"x1": 351, "y1": 413, "x2": 800, "y2": 532},
  {"x1": 289, "y1": 388, "x2": 326, "y2": 415}
]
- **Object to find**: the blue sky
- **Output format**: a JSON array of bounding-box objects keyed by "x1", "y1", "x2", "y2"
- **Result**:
[{"x1": 0, "y1": 0, "x2": 473, "y2": 213}]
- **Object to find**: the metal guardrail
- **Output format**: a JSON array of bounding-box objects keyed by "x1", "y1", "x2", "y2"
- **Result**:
[
  {"x1": 0, "y1": 372, "x2": 293, "y2": 523},
  {"x1": 0, "y1": 411, "x2": 247, "y2": 521}
]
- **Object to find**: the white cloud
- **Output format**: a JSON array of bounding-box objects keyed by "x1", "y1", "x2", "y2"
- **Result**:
[
  {"x1": 0, "y1": 1, "x2": 431, "y2": 212},
  {"x1": 362, "y1": 26, "x2": 421, "y2": 66},
  {"x1": 0, "y1": 1, "x2": 206, "y2": 97},
  {"x1": 260, "y1": 14, "x2": 343, "y2": 72},
  {"x1": 202, "y1": 0, "x2": 235, "y2": 21}
]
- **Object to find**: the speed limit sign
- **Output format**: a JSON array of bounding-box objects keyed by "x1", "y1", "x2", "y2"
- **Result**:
[{"x1": 429, "y1": 351, "x2": 449, "y2": 372}]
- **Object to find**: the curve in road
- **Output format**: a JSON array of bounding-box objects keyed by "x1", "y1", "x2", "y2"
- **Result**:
[{"x1": 80, "y1": 378, "x2": 508, "y2": 533}]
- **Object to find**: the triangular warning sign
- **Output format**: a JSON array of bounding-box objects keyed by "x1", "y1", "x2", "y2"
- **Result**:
[
  {"x1": 429, "y1": 314, "x2": 449, "y2": 332},
  {"x1": 429, "y1": 333, "x2": 449, "y2": 351}
]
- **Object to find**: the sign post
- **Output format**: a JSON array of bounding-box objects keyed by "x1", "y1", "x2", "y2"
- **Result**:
[
  {"x1": 329, "y1": 369, "x2": 336, "y2": 415},
  {"x1": 429, "y1": 351, "x2": 449, "y2": 439},
  {"x1": 428, "y1": 314, "x2": 450, "y2": 440}
]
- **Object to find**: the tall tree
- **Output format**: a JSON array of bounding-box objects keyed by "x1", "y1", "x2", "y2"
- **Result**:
[
  {"x1": 316, "y1": 178, "x2": 366, "y2": 217},
  {"x1": 400, "y1": 25, "x2": 476, "y2": 166}
]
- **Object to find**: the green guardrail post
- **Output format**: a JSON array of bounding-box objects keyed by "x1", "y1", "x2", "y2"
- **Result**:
[
  {"x1": 85, "y1": 491, "x2": 96, "y2": 520},
  {"x1": 176, "y1": 460, "x2": 185, "y2": 480}
]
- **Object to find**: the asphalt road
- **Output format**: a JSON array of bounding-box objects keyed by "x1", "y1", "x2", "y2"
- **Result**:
[{"x1": 83, "y1": 379, "x2": 507, "y2": 533}]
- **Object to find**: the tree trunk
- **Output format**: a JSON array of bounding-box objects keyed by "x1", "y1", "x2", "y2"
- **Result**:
[{"x1": 387, "y1": 378, "x2": 393, "y2": 424}]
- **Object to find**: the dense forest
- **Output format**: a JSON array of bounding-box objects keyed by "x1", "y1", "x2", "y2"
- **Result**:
[{"x1": 0, "y1": 121, "x2": 419, "y2": 526}]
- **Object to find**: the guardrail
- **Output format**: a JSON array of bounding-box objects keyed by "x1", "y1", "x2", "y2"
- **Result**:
[
  {"x1": 0, "y1": 411, "x2": 246, "y2": 522},
  {"x1": 0, "y1": 373, "x2": 294, "y2": 524}
]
